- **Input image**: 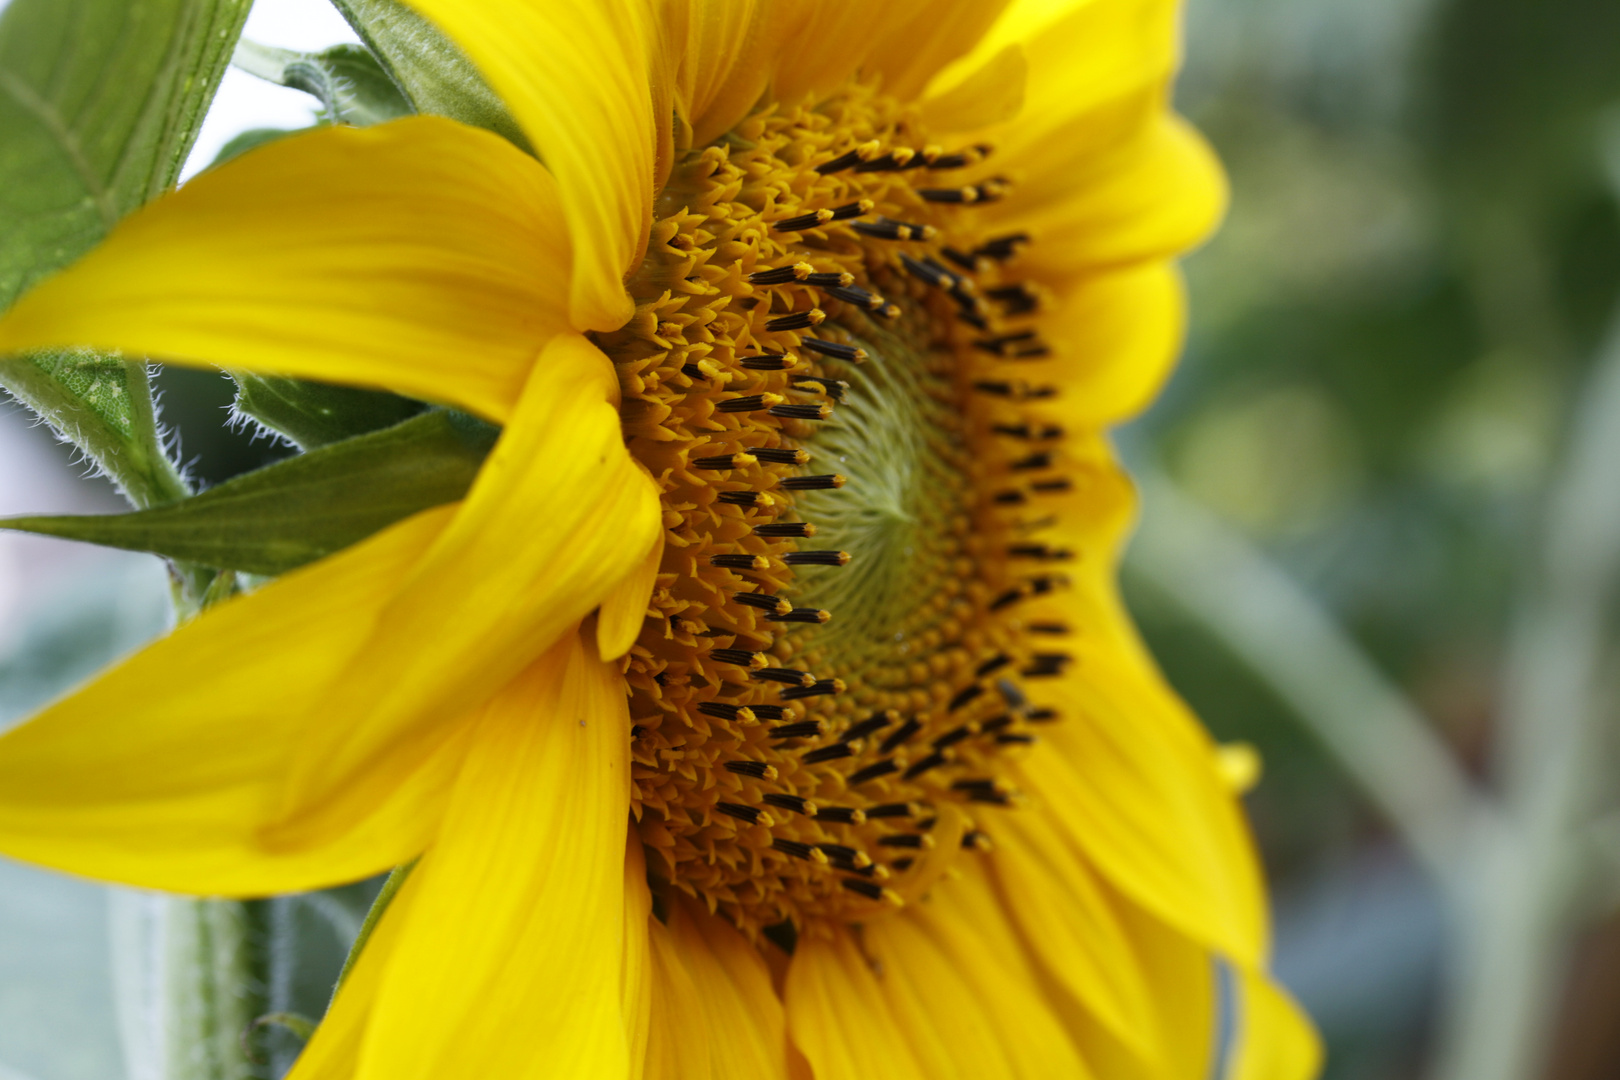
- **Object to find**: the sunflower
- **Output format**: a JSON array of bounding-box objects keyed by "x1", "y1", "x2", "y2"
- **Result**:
[{"x1": 0, "y1": 0, "x2": 1317, "y2": 1076}]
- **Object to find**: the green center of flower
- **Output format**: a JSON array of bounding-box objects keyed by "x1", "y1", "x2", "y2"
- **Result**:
[{"x1": 593, "y1": 81, "x2": 1073, "y2": 937}]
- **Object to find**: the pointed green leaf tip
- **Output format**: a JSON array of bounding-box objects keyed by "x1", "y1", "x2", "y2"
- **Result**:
[{"x1": 1, "y1": 410, "x2": 497, "y2": 575}]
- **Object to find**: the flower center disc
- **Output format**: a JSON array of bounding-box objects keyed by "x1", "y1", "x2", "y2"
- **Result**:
[{"x1": 597, "y1": 82, "x2": 1074, "y2": 936}]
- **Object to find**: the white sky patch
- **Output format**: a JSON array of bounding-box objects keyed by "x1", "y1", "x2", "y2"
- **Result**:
[{"x1": 179, "y1": 0, "x2": 362, "y2": 181}]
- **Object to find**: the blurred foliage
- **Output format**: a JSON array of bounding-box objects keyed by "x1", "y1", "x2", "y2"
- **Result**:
[{"x1": 1126, "y1": 0, "x2": 1620, "y2": 1075}]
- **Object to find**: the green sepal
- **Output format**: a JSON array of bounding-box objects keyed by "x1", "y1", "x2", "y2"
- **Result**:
[
  {"x1": 231, "y1": 371, "x2": 424, "y2": 450},
  {"x1": 0, "y1": 410, "x2": 497, "y2": 575},
  {"x1": 328, "y1": 0, "x2": 532, "y2": 152},
  {"x1": 209, "y1": 127, "x2": 304, "y2": 169},
  {"x1": 232, "y1": 40, "x2": 413, "y2": 127}
]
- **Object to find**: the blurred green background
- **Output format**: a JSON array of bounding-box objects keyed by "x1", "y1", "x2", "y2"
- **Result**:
[{"x1": 3, "y1": 0, "x2": 1620, "y2": 1077}]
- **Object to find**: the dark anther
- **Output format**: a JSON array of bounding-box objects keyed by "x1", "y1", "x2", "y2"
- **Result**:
[
  {"x1": 987, "y1": 284, "x2": 1039, "y2": 315},
  {"x1": 772, "y1": 209, "x2": 835, "y2": 232},
  {"x1": 1029, "y1": 575, "x2": 1064, "y2": 596},
  {"x1": 698, "y1": 702, "x2": 757, "y2": 724},
  {"x1": 866, "y1": 802, "x2": 918, "y2": 819},
  {"x1": 769, "y1": 720, "x2": 824, "y2": 740},
  {"x1": 829, "y1": 199, "x2": 876, "y2": 220},
  {"x1": 947, "y1": 684, "x2": 985, "y2": 712},
  {"x1": 996, "y1": 733, "x2": 1037, "y2": 745},
  {"x1": 694, "y1": 453, "x2": 757, "y2": 470},
  {"x1": 783, "y1": 550, "x2": 851, "y2": 566},
  {"x1": 1026, "y1": 707, "x2": 1059, "y2": 722},
  {"x1": 962, "y1": 830, "x2": 993, "y2": 851},
  {"x1": 752, "y1": 667, "x2": 816, "y2": 687},
  {"x1": 925, "y1": 151, "x2": 972, "y2": 169},
  {"x1": 997, "y1": 678, "x2": 1027, "y2": 710},
  {"x1": 1027, "y1": 621, "x2": 1071, "y2": 634},
  {"x1": 751, "y1": 705, "x2": 788, "y2": 722},
  {"x1": 815, "y1": 146, "x2": 872, "y2": 174},
  {"x1": 890, "y1": 857, "x2": 916, "y2": 872},
  {"x1": 826, "y1": 285, "x2": 886, "y2": 312},
  {"x1": 1006, "y1": 543, "x2": 1072, "y2": 561},
  {"x1": 877, "y1": 833, "x2": 930, "y2": 849},
  {"x1": 957, "y1": 309, "x2": 989, "y2": 330},
  {"x1": 789, "y1": 377, "x2": 849, "y2": 401},
  {"x1": 1009, "y1": 452, "x2": 1053, "y2": 471},
  {"x1": 804, "y1": 271, "x2": 855, "y2": 288},
  {"x1": 763, "y1": 793, "x2": 818, "y2": 817},
  {"x1": 1022, "y1": 653, "x2": 1071, "y2": 677},
  {"x1": 981, "y1": 714, "x2": 1014, "y2": 733},
  {"x1": 973, "y1": 380, "x2": 1025, "y2": 399},
  {"x1": 841, "y1": 878, "x2": 886, "y2": 900},
  {"x1": 749, "y1": 446, "x2": 811, "y2": 465},
  {"x1": 899, "y1": 253, "x2": 955, "y2": 290},
  {"x1": 902, "y1": 752, "x2": 950, "y2": 780},
  {"x1": 941, "y1": 247, "x2": 978, "y2": 272},
  {"x1": 991, "y1": 422, "x2": 1065, "y2": 441},
  {"x1": 715, "y1": 802, "x2": 767, "y2": 825},
  {"x1": 630, "y1": 724, "x2": 647, "y2": 738},
  {"x1": 769, "y1": 402, "x2": 833, "y2": 421},
  {"x1": 740, "y1": 353, "x2": 796, "y2": 371},
  {"x1": 1032, "y1": 478, "x2": 1072, "y2": 494},
  {"x1": 718, "y1": 393, "x2": 783, "y2": 413},
  {"x1": 767, "y1": 607, "x2": 832, "y2": 624},
  {"x1": 854, "y1": 148, "x2": 916, "y2": 172},
  {"x1": 848, "y1": 759, "x2": 900, "y2": 785},
  {"x1": 817, "y1": 805, "x2": 867, "y2": 824},
  {"x1": 933, "y1": 724, "x2": 976, "y2": 750},
  {"x1": 853, "y1": 217, "x2": 935, "y2": 242},
  {"x1": 709, "y1": 553, "x2": 769, "y2": 570},
  {"x1": 748, "y1": 263, "x2": 813, "y2": 285},
  {"x1": 880, "y1": 718, "x2": 922, "y2": 754},
  {"x1": 800, "y1": 338, "x2": 868, "y2": 363},
  {"x1": 718, "y1": 491, "x2": 766, "y2": 507},
  {"x1": 973, "y1": 331, "x2": 1039, "y2": 356},
  {"x1": 755, "y1": 521, "x2": 817, "y2": 538},
  {"x1": 989, "y1": 587, "x2": 1026, "y2": 612},
  {"x1": 710, "y1": 648, "x2": 766, "y2": 668},
  {"x1": 843, "y1": 710, "x2": 899, "y2": 743},
  {"x1": 725, "y1": 760, "x2": 777, "y2": 779},
  {"x1": 973, "y1": 233, "x2": 1030, "y2": 261},
  {"x1": 772, "y1": 839, "x2": 826, "y2": 862},
  {"x1": 780, "y1": 474, "x2": 846, "y2": 490},
  {"x1": 735, "y1": 592, "x2": 792, "y2": 615},
  {"x1": 1013, "y1": 344, "x2": 1052, "y2": 359},
  {"x1": 682, "y1": 363, "x2": 708, "y2": 379},
  {"x1": 975, "y1": 654, "x2": 1012, "y2": 678},
  {"x1": 953, "y1": 779, "x2": 1004, "y2": 797},
  {"x1": 918, "y1": 186, "x2": 978, "y2": 203},
  {"x1": 783, "y1": 678, "x2": 847, "y2": 701},
  {"x1": 764, "y1": 309, "x2": 825, "y2": 332},
  {"x1": 993, "y1": 490, "x2": 1027, "y2": 506}
]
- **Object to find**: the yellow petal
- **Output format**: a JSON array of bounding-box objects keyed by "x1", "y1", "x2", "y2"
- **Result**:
[
  {"x1": 404, "y1": 0, "x2": 657, "y2": 331},
  {"x1": 0, "y1": 505, "x2": 462, "y2": 896},
  {"x1": 623, "y1": 832, "x2": 654, "y2": 1080},
  {"x1": 286, "y1": 868, "x2": 423, "y2": 1080},
  {"x1": 645, "y1": 915, "x2": 712, "y2": 1080},
  {"x1": 904, "y1": 861, "x2": 1094, "y2": 1079},
  {"x1": 1003, "y1": 260, "x2": 1185, "y2": 427},
  {"x1": 1229, "y1": 968, "x2": 1322, "y2": 1080},
  {"x1": 785, "y1": 923, "x2": 928, "y2": 1080},
  {"x1": 598, "y1": 528, "x2": 664, "y2": 662},
  {"x1": 270, "y1": 334, "x2": 661, "y2": 837},
  {"x1": 355, "y1": 630, "x2": 634, "y2": 1080},
  {"x1": 669, "y1": 897, "x2": 789, "y2": 1080},
  {"x1": 0, "y1": 119, "x2": 570, "y2": 424},
  {"x1": 862, "y1": 0, "x2": 1014, "y2": 103},
  {"x1": 769, "y1": 1, "x2": 930, "y2": 105},
  {"x1": 918, "y1": 44, "x2": 1027, "y2": 134},
  {"x1": 673, "y1": 0, "x2": 773, "y2": 146},
  {"x1": 985, "y1": 810, "x2": 1157, "y2": 1062}
]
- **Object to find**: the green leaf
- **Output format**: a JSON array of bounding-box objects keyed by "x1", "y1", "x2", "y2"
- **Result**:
[
  {"x1": 209, "y1": 126, "x2": 302, "y2": 169},
  {"x1": 0, "y1": 0, "x2": 252, "y2": 510},
  {"x1": 0, "y1": 410, "x2": 497, "y2": 575},
  {"x1": 232, "y1": 40, "x2": 413, "y2": 128},
  {"x1": 329, "y1": 0, "x2": 531, "y2": 152},
  {"x1": 232, "y1": 371, "x2": 425, "y2": 449}
]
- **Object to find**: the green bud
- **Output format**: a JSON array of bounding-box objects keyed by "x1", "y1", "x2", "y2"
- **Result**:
[
  {"x1": 233, "y1": 40, "x2": 413, "y2": 128},
  {"x1": 0, "y1": 410, "x2": 497, "y2": 575},
  {"x1": 329, "y1": 0, "x2": 532, "y2": 152}
]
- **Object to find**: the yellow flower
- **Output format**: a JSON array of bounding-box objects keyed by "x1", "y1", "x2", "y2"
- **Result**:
[{"x1": 0, "y1": 0, "x2": 1319, "y2": 1077}]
